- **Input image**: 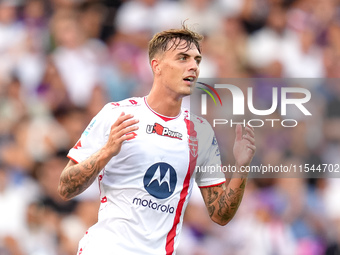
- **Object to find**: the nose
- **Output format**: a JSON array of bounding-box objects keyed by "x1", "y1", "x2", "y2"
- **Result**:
[{"x1": 188, "y1": 58, "x2": 199, "y2": 73}]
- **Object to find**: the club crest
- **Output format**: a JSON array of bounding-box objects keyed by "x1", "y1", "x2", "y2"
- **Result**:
[{"x1": 188, "y1": 136, "x2": 198, "y2": 157}]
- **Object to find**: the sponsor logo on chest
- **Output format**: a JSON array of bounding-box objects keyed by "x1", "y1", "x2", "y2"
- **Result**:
[
  {"x1": 146, "y1": 123, "x2": 183, "y2": 140},
  {"x1": 132, "y1": 162, "x2": 177, "y2": 214}
]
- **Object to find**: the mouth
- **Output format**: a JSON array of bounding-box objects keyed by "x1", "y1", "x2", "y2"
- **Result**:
[{"x1": 183, "y1": 76, "x2": 196, "y2": 84}]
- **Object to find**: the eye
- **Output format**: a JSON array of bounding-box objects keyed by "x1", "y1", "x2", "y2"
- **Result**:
[
  {"x1": 195, "y1": 58, "x2": 201, "y2": 65},
  {"x1": 179, "y1": 56, "x2": 187, "y2": 61}
]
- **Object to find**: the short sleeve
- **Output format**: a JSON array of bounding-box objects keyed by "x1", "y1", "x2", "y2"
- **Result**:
[
  {"x1": 195, "y1": 120, "x2": 226, "y2": 188},
  {"x1": 67, "y1": 104, "x2": 112, "y2": 163}
]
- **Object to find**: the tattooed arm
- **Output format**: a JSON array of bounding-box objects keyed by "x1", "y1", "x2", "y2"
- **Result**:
[
  {"x1": 58, "y1": 149, "x2": 113, "y2": 200},
  {"x1": 200, "y1": 173, "x2": 247, "y2": 225},
  {"x1": 58, "y1": 112, "x2": 139, "y2": 200},
  {"x1": 200, "y1": 124, "x2": 255, "y2": 225}
]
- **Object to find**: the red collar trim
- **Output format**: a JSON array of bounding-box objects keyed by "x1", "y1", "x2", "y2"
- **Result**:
[{"x1": 144, "y1": 97, "x2": 181, "y2": 122}]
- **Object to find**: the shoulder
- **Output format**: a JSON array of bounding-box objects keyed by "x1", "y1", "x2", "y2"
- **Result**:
[
  {"x1": 111, "y1": 97, "x2": 143, "y2": 107},
  {"x1": 182, "y1": 108, "x2": 215, "y2": 141},
  {"x1": 94, "y1": 97, "x2": 144, "y2": 121},
  {"x1": 182, "y1": 108, "x2": 212, "y2": 128},
  {"x1": 104, "y1": 97, "x2": 144, "y2": 111}
]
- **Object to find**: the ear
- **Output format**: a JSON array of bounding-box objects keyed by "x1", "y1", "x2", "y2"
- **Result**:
[{"x1": 151, "y1": 59, "x2": 161, "y2": 75}]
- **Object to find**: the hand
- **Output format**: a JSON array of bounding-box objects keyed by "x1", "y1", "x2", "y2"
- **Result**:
[
  {"x1": 103, "y1": 112, "x2": 139, "y2": 158},
  {"x1": 233, "y1": 124, "x2": 256, "y2": 168}
]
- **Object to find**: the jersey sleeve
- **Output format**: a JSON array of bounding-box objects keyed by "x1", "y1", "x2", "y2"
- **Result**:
[
  {"x1": 195, "y1": 121, "x2": 226, "y2": 188},
  {"x1": 67, "y1": 103, "x2": 112, "y2": 163}
]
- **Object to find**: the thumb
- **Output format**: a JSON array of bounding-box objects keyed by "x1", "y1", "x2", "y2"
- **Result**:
[{"x1": 235, "y1": 124, "x2": 243, "y2": 142}]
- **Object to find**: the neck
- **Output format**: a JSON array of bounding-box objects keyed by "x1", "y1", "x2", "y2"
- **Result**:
[{"x1": 147, "y1": 85, "x2": 183, "y2": 117}]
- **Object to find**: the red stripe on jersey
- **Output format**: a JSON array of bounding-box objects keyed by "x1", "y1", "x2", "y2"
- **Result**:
[
  {"x1": 67, "y1": 155, "x2": 79, "y2": 164},
  {"x1": 144, "y1": 97, "x2": 180, "y2": 122},
  {"x1": 198, "y1": 180, "x2": 226, "y2": 189},
  {"x1": 165, "y1": 113, "x2": 198, "y2": 255},
  {"x1": 165, "y1": 167, "x2": 191, "y2": 255}
]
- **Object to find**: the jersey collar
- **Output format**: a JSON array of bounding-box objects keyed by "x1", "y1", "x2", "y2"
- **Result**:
[{"x1": 144, "y1": 97, "x2": 181, "y2": 122}]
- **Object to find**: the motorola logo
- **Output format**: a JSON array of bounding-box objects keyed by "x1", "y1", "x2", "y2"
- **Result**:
[{"x1": 143, "y1": 162, "x2": 177, "y2": 199}]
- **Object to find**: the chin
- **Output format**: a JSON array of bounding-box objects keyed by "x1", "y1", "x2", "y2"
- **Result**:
[{"x1": 181, "y1": 89, "x2": 191, "y2": 97}]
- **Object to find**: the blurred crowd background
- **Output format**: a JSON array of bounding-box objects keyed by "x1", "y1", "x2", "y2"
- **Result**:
[{"x1": 1, "y1": 0, "x2": 340, "y2": 254}]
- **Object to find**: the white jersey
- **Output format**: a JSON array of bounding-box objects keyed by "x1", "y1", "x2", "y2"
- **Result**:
[{"x1": 68, "y1": 97, "x2": 225, "y2": 255}]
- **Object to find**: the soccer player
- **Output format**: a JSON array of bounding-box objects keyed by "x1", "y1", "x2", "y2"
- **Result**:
[{"x1": 58, "y1": 24, "x2": 256, "y2": 255}]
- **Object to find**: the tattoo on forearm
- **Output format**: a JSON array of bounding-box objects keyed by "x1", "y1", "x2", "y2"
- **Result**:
[
  {"x1": 205, "y1": 184, "x2": 222, "y2": 217},
  {"x1": 217, "y1": 179, "x2": 246, "y2": 223},
  {"x1": 59, "y1": 154, "x2": 102, "y2": 199},
  {"x1": 239, "y1": 178, "x2": 246, "y2": 189},
  {"x1": 207, "y1": 204, "x2": 215, "y2": 217},
  {"x1": 204, "y1": 179, "x2": 247, "y2": 224},
  {"x1": 207, "y1": 186, "x2": 219, "y2": 204},
  {"x1": 217, "y1": 192, "x2": 230, "y2": 222}
]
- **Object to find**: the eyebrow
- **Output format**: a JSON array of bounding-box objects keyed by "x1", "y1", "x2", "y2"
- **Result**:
[{"x1": 177, "y1": 52, "x2": 202, "y2": 60}]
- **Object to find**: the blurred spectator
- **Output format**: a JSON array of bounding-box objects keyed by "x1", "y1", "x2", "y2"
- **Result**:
[
  {"x1": 115, "y1": 0, "x2": 180, "y2": 35},
  {"x1": 100, "y1": 45, "x2": 140, "y2": 101},
  {"x1": 1, "y1": 77, "x2": 70, "y2": 165},
  {"x1": 239, "y1": 0, "x2": 269, "y2": 34},
  {"x1": 325, "y1": 218, "x2": 340, "y2": 255},
  {"x1": 323, "y1": 22, "x2": 340, "y2": 78},
  {"x1": 0, "y1": 0, "x2": 46, "y2": 99},
  {"x1": 204, "y1": 15, "x2": 249, "y2": 78},
  {"x1": 281, "y1": 27, "x2": 325, "y2": 78},
  {"x1": 0, "y1": 76, "x2": 27, "y2": 138},
  {"x1": 59, "y1": 199, "x2": 99, "y2": 254},
  {"x1": 0, "y1": 0, "x2": 26, "y2": 86},
  {"x1": 20, "y1": 201, "x2": 59, "y2": 255},
  {"x1": 16, "y1": 0, "x2": 48, "y2": 96},
  {"x1": 35, "y1": 154, "x2": 78, "y2": 215},
  {"x1": 246, "y1": 4, "x2": 297, "y2": 74},
  {"x1": 50, "y1": 0, "x2": 83, "y2": 11},
  {"x1": 216, "y1": 0, "x2": 245, "y2": 18},
  {"x1": 50, "y1": 9, "x2": 107, "y2": 109},
  {"x1": 37, "y1": 58, "x2": 72, "y2": 112},
  {"x1": 53, "y1": 107, "x2": 87, "y2": 151},
  {"x1": 178, "y1": 0, "x2": 223, "y2": 36},
  {"x1": 111, "y1": 0, "x2": 178, "y2": 97},
  {"x1": 0, "y1": 162, "x2": 40, "y2": 255},
  {"x1": 79, "y1": 1, "x2": 108, "y2": 41}
]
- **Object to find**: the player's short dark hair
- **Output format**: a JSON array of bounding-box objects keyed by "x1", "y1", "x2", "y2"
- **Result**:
[{"x1": 148, "y1": 23, "x2": 203, "y2": 63}]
